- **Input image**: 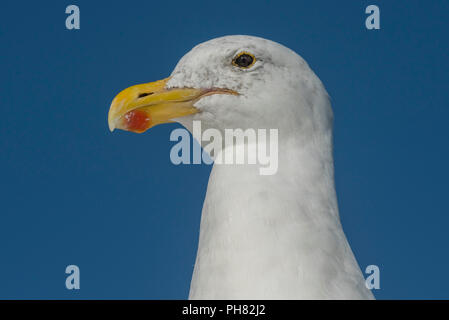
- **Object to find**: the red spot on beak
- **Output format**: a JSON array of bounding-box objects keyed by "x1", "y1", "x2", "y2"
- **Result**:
[{"x1": 122, "y1": 109, "x2": 151, "y2": 133}]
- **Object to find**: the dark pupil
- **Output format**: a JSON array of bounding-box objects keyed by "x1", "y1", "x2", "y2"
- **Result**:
[{"x1": 235, "y1": 54, "x2": 253, "y2": 67}]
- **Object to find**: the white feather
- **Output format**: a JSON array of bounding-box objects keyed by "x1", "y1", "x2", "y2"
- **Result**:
[{"x1": 168, "y1": 35, "x2": 373, "y2": 299}]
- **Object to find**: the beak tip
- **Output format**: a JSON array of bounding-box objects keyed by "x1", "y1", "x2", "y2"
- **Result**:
[{"x1": 108, "y1": 121, "x2": 116, "y2": 132}]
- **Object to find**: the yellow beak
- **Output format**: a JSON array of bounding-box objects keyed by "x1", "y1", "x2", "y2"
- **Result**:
[{"x1": 108, "y1": 77, "x2": 237, "y2": 133}]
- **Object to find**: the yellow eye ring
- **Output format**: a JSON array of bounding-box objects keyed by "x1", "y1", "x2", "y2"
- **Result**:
[{"x1": 232, "y1": 51, "x2": 256, "y2": 69}]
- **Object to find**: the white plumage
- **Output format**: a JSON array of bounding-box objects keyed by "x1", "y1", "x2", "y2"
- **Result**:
[{"x1": 168, "y1": 36, "x2": 374, "y2": 299}]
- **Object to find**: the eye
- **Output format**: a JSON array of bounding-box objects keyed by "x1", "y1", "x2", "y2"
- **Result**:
[{"x1": 232, "y1": 52, "x2": 256, "y2": 69}]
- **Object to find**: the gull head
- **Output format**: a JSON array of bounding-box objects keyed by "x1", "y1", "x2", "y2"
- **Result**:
[{"x1": 108, "y1": 35, "x2": 332, "y2": 138}]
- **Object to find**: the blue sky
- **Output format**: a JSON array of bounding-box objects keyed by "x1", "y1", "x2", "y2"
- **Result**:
[{"x1": 0, "y1": 0, "x2": 448, "y2": 299}]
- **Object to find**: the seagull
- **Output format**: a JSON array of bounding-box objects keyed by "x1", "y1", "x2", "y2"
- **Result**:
[{"x1": 108, "y1": 35, "x2": 374, "y2": 300}]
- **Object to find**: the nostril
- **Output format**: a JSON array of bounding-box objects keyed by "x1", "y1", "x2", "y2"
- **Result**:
[{"x1": 138, "y1": 92, "x2": 153, "y2": 98}]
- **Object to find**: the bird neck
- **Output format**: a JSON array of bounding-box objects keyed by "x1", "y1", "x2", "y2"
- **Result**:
[{"x1": 189, "y1": 131, "x2": 372, "y2": 299}]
